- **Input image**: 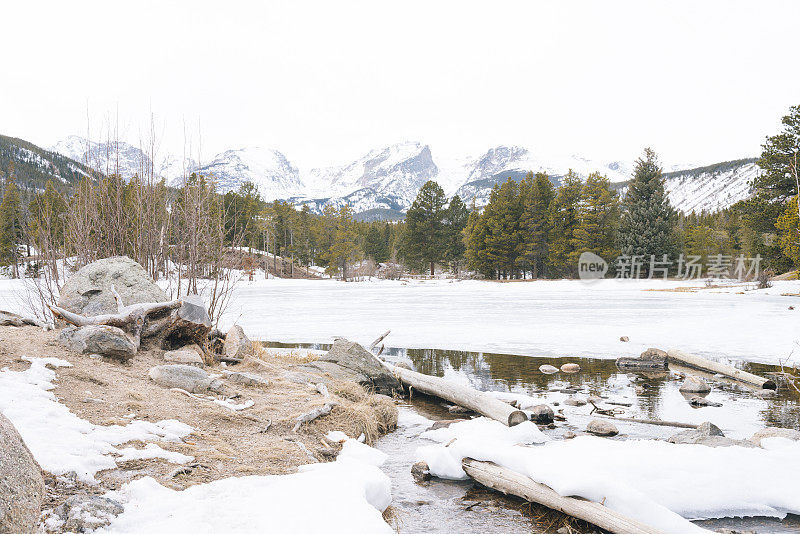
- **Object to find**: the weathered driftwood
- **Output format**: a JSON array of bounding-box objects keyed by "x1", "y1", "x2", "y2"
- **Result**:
[
  {"x1": 388, "y1": 364, "x2": 528, "y2": 427},
  {"x1": 369, "y1": 330, "x2": 391, "y2": 352},
  {"x1": 292, "y1": 402, "x2": 338, "y2": 432},
  {"x1": 462, "y1": 459, "x2": 667, "y2": 534},
  {"x1": 49, "y1": 299, "x2": 181, "y2": 334},
  {"x1": 667, "y1": 349, "x2": 776, "y2": 390},
  {"x1": 592, "y1": 413, "x2": 698, "y2": 429}
]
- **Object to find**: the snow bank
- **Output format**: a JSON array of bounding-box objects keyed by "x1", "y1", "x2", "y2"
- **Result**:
[
  {"x1": 0, "y1": 357, "x2": 193, "y2": 483},
  {"x1": 419, "y1": 427, "x2": 800, "y2": 533},
  {"x1": 416, "y1": 418, "x2": 548, "y2": 480},
  {"x1": 100, "y1": 440, "x2": 394, "y2": 534}
]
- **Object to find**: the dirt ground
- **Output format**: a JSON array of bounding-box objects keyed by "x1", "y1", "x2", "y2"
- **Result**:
[{"x1": 0, "y1": 325, "x2": 398, "y2": 519}]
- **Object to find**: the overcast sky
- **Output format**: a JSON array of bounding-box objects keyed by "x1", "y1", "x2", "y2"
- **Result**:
[{"x1": 2, "y1": 0, "x2": 799, "y2": 170}]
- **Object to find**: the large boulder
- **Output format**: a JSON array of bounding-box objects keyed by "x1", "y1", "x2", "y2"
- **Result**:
[
  {"x1": 296, "y1": 339, "x2": 400, "y2": 395},
  {"x1": 668, "y1": 421, "x2": 754, "y2": 448},
  {"x1": 224, "y1": 325, "x2": 254, "y2": 360},
  {"x1": 0, "y1": 413, "x2": 45, "y2": 534},
  {"x1": 58, "y1": 325, "x2": 137, "y2": 360},
  {"x1": 58, "y1": 256, "x2": 167, "y2": 317}
]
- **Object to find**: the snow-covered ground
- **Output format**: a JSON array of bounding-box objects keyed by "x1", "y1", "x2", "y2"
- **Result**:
[
  {"x1": 217, "y1": 278, "x2": 800, "y2": 366},
  {"x1": 413, "y1": 416, "x2": 800, "y2": 534}
]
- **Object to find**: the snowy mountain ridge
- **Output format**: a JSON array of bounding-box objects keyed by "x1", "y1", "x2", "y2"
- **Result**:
[{"x1": 50, "y1": 135, "x2": 758, "y2": 215}]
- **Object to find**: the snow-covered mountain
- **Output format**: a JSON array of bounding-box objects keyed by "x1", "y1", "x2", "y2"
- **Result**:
[
  {"x1": 188, "y1": 147, "x2": 302, "y2": 201},
  {"x1": 50, "y1": 135, "x2": 759, "y2": 216}
]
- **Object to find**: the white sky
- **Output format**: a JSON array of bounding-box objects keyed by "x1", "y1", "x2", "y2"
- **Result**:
[{"x1": 1, "y1": 0, "x2": 799, "y2": 170}]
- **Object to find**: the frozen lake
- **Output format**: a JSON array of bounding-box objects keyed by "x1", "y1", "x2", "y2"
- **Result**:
[
  {"x1": 1, "y1": 277, "x2": 798, "y2": 365},
  {"x1": 221, "y1": 278, "x2": 800, "y2": 366}
]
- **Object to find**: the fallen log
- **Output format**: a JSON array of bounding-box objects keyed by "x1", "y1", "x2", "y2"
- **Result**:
[
  {"x1": 462, "y1": 459, "x2": 667, "y2": 534},
  {"x1": 667, "y1": 349, "x2": 776, "y2": 390},
  {"x1": 591, "y1": 414, "x2": 698, "y2": 429},
  {"x1": 388, "y1": 364, "x2": 527, "y2": 427}
]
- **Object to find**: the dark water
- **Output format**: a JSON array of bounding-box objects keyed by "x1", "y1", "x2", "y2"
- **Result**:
[{"x1": 265, "y1": 341, "x2": 800, "y2": 533}]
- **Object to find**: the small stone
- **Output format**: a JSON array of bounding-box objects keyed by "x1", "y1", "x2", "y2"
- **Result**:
[
  {"x1": 679, "y1": 376, "x2": 711, "y2": 394},
  {"x1": 755, "y1": 389, "x2": 776, "y2": 399},
  {"x1": 620, "y1": 336, "x2": 630, "y2": 342},
  {"x1": 689, "y1": 396, "x2": 722, "y2": 407},
  {"x1": 529, "y1": 404, "x2": 554, "y2": 424},
  {"x1": 411, "y1": 461, "x2": 432, "y2": 483},
  {"x1": 587, "y1": 395, "x2": 603, "y2": 404},
  {"x1": 58, "y1": 325, "x2": 137, "y2": 360},
  {"x1": 564, "y1": 397, "x2": 587, "y2": 407},
  {"x1": 164, "y1": 348, "x2": 205, "y2": 367},
  {"x1": 563, "y1": 431, "x2": 576, "y2": 439},
  {"x1": 586, "y1": 419, "x2": 619, "y2": 436},
  {"x1": 224, "y1": 371, "x2": 270, "y2": 388},
  {"x1": 539, "y1": 364, "x2": 559, "y2": 374},
  {"x1": 560, "y1": 363, "x2": 580, "y2": 373},
  {"x1": 428, "y1": 419, "x2": 466, "y2": 431},
  {"x1": 148, "y1": 364, "x2": 225, "y2": 394},
  {"x1": 640, "y1": 348, "x2": 668, "y2": 361},
  {"x1": 668, "y1": 421, "x2": 754, "y2": 448}
]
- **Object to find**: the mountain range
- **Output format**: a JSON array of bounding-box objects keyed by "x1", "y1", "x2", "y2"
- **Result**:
[{"x1": 3, "y1": 134, "x2": 760, "y2": 218}]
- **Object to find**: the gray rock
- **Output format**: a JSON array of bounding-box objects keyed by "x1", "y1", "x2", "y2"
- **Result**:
[
  {"x1": 529, "y1": 404, "x2": 554, "y2": 424},
  {"x1": 58, "y1": 256, "x2": 167, "y2": 317},
  {"x1": 586, "y1": 419, "x2": 619, "y2": 436},
  {"x1": 296, "y1": 339, "x2": 401, "y2": 395},
  {"x1": 563, "y1": 431, "x2": 577, "y2": 439},
  {"x1": 224, "y1": 325, "x2": 254, "y2": 360},
  {"x1": 640, "y1": 347, "x2": 668, "y2": 361},
  {"x1": 539, "y1": 364, "x2": 559, "y2": 374},
  {"x1": 749, "y1": 427, "x2": 800, "y2": 447},
  {"x1": 163, "y1": 294, "x2": 212, "y2": 348},
  {"x1": 755, "y1": 389, "x2": 777, "y2": 399},
  {"x1": 55, "y1": 495, "x2": 124, "y2": 532},
  {"x1": 224, "y1": 371, "x2": 270, "y2": 388},
  {"x1": 679, "y1": 376, "x2": 711, "y2": 394},
  {"x1": 164, "y1": 348, "x2": 205, "y2": 367},
  {"x1": 619, "y1": 336, "x2": 630, "y2": 342},
  {"x1": 0, "y1": 310, "x2": 40, "y2": 327},
  {"x1": 668, "y1": 422, "x2": 754, "y2": 448},
  {"x1": 58, "y1": 325, "x2": 137, "y2": 360},
  {"x1": 148, "y1": 364, "x2": 224, "y2": 394},
  {"x1": 0, "y1": 413, "x2": 45, "y2": 534},
  {"x1": 689, "y1": 396, "x2": 722, "y2": 407},
  {"x1": 564, "y1": 397, "x2": 587, "y2": 407},
  {"x1": 560, "y1": 363, "x2": 581, "y2": 373},
  {"x1": 411, "y1": 461, "x2": 431, "y2": 483}
]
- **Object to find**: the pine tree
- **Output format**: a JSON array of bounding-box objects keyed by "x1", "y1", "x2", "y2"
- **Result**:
[
  {"x1": 570, "y1": 172, "x2": 619, "y2": 266},
  {"x1": 547, "y1": 170, "x2": 583, "y2": 277},
  {"x1": 0, "y1": 173, "x2": 23, "y2": 277},
  {"x1": 483, "y1": 178, "x2": 522, "y2": 278},
  {"x1": 776, "y1": 196, "x2": 800, "y2": 268},
  {"x1": 364, "y1": 223, "x2": 390, "y2": 263},
  {"x1": 464, "y1": 207, "x2": 492, "y2": 278},
  {"x1": 443, "y1": 195, "x2": 469, "y2": 274},
  {"x1": 326, "y1": 204, "x2": 359, "y2": 280},
  {"x1": 618, "y1": 149, "x2": 677, "y2": 274},
  {"x1": 518, "y1": 172, "x2": 555, "y2": 278},
  {"x1": 402, "y1": 180, "x2": 447, "y2": 275}
]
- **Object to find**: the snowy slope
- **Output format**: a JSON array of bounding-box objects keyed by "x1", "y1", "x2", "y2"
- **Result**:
[{"x1": 662, "y1": 159, "x2": 758, "y2": 213}]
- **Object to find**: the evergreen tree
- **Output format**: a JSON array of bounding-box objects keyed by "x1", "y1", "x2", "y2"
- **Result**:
[
  {"x1": 776, "y1": 196, "x2": 800, "y2": 268},
  {"x1": 483, "y1": 178, "x2": 522, "y2": 278},
  {"x1": 0, "y1": 173, "x2": 23, "y2": 277},
  {"x1": 325, "y1": 204, "x2": 359, "y2": 280},
  {"x1": 402, "y1": 180, "x2": 447, "y2": 275},
  {"x1": 518, "y1": 172, "x2": 555, "y2": 278},
  {"x1": 464, "y1": 207, "x2": 492, "y2": 278},
  {"x1": 443, "y1": 195, "x2": 469, "y2": 273},
  {"x1": 618, "y1": 149, "x2": 677, "y2": 274},
  {"x1": 364, "y1": 223, "x2": 390, "y2": 263},
  {"x1": 547, "y1": 170, "x2": 583, "y2": 277},
  {"x1": 570, "y1": 172, "x2": 619, "y2": 266}
]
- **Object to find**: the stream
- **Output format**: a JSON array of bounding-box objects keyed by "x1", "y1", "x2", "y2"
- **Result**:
[{"x1": 267, "y1": 342, "x2": 800, "y2": 533}]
